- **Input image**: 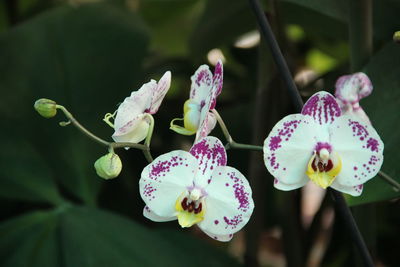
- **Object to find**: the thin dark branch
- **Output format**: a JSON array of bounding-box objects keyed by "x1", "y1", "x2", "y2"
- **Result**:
[
  {"x1": 248, "y1": 0, "x2": 303, "y2": 111},
  {"x1": 329, "y1": 189, "x2": 374, "y2": 267}
]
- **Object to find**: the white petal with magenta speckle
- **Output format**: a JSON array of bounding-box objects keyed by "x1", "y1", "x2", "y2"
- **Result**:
[
  {"x1": 190, "y1": 137, "x2": 227, "y2": 188},
  {"x1": 273, "y1": 176, "x2": 309, "y2": 191},
  {"x1": 329, "y1": 115, "x2": 384, "y2": 187},
  {"x1": 143, "y1": 206, "x2": 176, "y2": 222},
  {"x1": 198, "y1": 166, "x2": 254, "y2": 236},
  {"x1": 301, "y1": 91, "x2": 341, "y2": 125},
  {"x1": 264, "y1": 114, "x2": 327, "y2": 185},
  {"x1": 139, "y1": 151, "x2": 198, "y2": 217},
  {"x1": 149, "y1": 71, "x2": 171, "y2": 114},
  {"x1": 202, "y1": 229, "x2": 233, "y2": 242},
  {"x1": 330, "y1": 181, "x2": 363, "y2": 196}
]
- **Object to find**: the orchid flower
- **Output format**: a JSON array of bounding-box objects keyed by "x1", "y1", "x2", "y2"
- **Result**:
[
  {"x1": 263, "y1": 91, "x2": 384, "y2": 196},
  {"x1": 335, "y1": 72, "x2": 373, "y2": 125},
  {"x1": 170, "y1": 60, "x2": 223, "y2": 141},
  {"x1": 139, "y1": 136, "x2": 254, "y2": 242},
  {"x1": 104, "y1": 71, "x2": 171, "y2": 144}
]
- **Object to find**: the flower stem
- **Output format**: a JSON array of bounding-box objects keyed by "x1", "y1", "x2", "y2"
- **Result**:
[
  {"x1": 329, "y1": 189, "x2": 374, "y2": 267},
  {"x1": 57, "y1": 105, "x2": 110, "y2": 146},
  {"x1": 248, "y1": 0, "x2": 304, "y2": 110},
  {"x1": 211, "y1": 109, "x2": 262, "y2": 151},
  {"x1": 248, "y1": 0, "x2": 373, "y2": 265},
  {"x1": 55, "y1": 105, "x2": 152, "y2": 162},
  {"x1": 378, "y1": 171, "x2": 400, "y2": 192}
]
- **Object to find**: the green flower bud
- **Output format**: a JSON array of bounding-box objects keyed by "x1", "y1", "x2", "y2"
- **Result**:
[
  {"x1": 393, "y1": 31, "x2": 400, "y2": 44},
  {"x1": 94, "y1": 152, "x2": 122, "y2": 179},
  {"x1": 34, "y1": 98, "x2": 57, "y2": 118}
]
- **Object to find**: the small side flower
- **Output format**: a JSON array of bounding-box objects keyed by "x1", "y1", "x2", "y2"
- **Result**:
[
  {"x1": 104, "y1": 71, "x2": 171, "y2": 144},
  {"x1": 170, "y1": 60, "x2": 223, "y2": 141}
]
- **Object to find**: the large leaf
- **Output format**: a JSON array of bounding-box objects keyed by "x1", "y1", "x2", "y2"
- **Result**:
[
  {"x1": 0, "y1": 205, "x2": 241, "y2": 267},
  {"x1": 0, "y1": 135, "x2": 63, "y2": 205},
  {"x1": 347, "y1": 43, "x2": 400, "y2": 206},
  {"x1": 0, "y1": 2, "x2": 149, "y2": 204}
]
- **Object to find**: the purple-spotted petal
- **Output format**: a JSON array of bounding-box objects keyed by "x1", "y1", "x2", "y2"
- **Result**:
[
  {"x1": 190, "y1": 136, "x2": 227, "y2": 188},
  {"x1": 139, "y1": 151, "x2": 198, "y2": 217},
  {"x1": 149, "y1": 71, "x2": 171, "y2": 114},
  {"x1": 264, "y1": 114, "x2": 328, "y2": 185},
  {"x1": 335, "y1": 72, "x2": 372, "y2": 105},
  {"x1": 195, "y1": 110, "x2": 217, "y2": 141},
  {"x1": 210, "y1": 60, "x2": 223, "y2": 109},
  {"x1": 330, "y1": 181, "x2": 363, "y2": 197},
  {"x1": 202, "y1": 229, "x2": 233, "y2": 242},
  {"x1": 329, "y1": 115, "x2": 384, "y2": 186},
  {"x1": 273, "y1": 176, "x2": 309, "y2": 191},
  {"x1": 112, "y1": 113, "x2": 150, "y2": 144},
  {"x1": 301, "y1": 91, "x2": 341, "y2": 125},
  {"x1": 143, "y1": 206, "x2": 176, "y2": 222},
  {"x1": 114, "y1": 83, "x2": 154, "y2": 131},
  {"x1": 198, "y1": 166, "x2": 254, "y2": 236},
  {"x1": 190, "y1": 65, "x2": 213, "y2": 104}
]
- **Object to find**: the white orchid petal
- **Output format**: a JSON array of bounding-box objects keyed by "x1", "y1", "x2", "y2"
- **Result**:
[
  {"x1": 264, "y1": 114, "x2": 327, "y2": 185},
  {"x1": 139, "y1": 151, "x2": 198, "y2": 217},
  {"x1": 198, "y1": 166, "x2": 254, "y2": 236},
  {"x1": 189, "y1": 137, "x2": 227, "y2": 188},
  {"x1": 190, "y1": 65, "x2": 213, "y2": 104},
  {"x1": 335, "y1": 72, "x2": 372, "y2": 105},
  {"x1": 114, "y1": 81, "x2": 155, "y2": 130},
  {"x1": 201, "y1": 229, "x2": 233, "y2": 242},
  {"x1": 112, "y1": 113, "x2": 150, "y2": 144},
  {"x1": 143, "y1": 206, "x2": 176, "y2": 222},
  {"x1": 330, "y1": 181, "x2": 363, "y2": 196},
  {"x1": 195, "y1": 111, "x2": 217, "y2": 141},
  {"x1": 273, "y1": 176, "x2": 309, "y2": 191},
  {"x1": 210, "y1": 60, "x2": 223, "y2": 109},
  {"x1": 301, "y1": 91, "x2": 341, "y2": 125},
  {"x1": 329, "y1": 115, "x2": 384, "y2": 186},
  {"x1": 149, "y1": 71, "x2": 171, "y2": 114}
]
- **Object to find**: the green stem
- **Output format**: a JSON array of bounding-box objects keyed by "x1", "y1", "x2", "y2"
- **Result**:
[
  {"x1": 56, "y1": 105, "x2": 153, "y2": 162},
  {"x1": 57, "y1": 105, "x2": 109, "y2": 146},
  {"x1": 212, "y1": 109, "x2": 262, "y2": 151},
  {"x1": 378, "y1": 171, "x2": 400, "y2": 192}
]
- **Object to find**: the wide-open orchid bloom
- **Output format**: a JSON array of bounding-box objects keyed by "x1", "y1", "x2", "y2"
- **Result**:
[
  {"x1": 170, "y1": 60, "x2": 223, "y2": 141},
  {"x1": 335, "y1": 72, "x2": 373, "y2": 124},
  {"x1": 263, "y1": 91, "x2": 384, "y2": 196},
  {"x1": 139, "y1": 136, "x2": 254, "y2": 242},
  {"x1": 104, "y1": 71, "x2": 171, "y2": 144}
]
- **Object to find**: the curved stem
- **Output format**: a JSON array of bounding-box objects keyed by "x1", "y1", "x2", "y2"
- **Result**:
[
  {"x1": 378, "y1": 171, "x2": 400, "y2": 192},
  {"x1": 57, "y1": 105, "x2": 110, "y2": 146},
  {"x1": 56, "y1": 105, "x2": 153, "y2": 162},
  {"x1": 212, "y1": 109, "x2": 262, "y2": 151},
  {"x1": 248, "y1": 0, "x2": 304, "y2": 110}
]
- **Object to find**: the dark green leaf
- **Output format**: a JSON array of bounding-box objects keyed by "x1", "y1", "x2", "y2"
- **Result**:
[
  {"x1": 0, "y1": 2, "x2": 149, "y2": 204},
  {"x1": 0, "y1": 205, "x2": 241, "y2": 267},
  {"x1": 347, "y1": 43, "x2": 400, "y2": 206}
]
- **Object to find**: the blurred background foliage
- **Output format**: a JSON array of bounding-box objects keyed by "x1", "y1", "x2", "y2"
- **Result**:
[{"x1": 0, "y1": 0, "x2": 399, "y2": 266}]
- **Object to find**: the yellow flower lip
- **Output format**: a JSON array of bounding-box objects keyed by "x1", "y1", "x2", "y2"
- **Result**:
[
  {"x1": 306, "y1": 150, "x2": 342, "y2": 189},
  {"x1": 170, "y1": 99, "x2": 201, "y2": 136},
  {"x1": 175, "y1": 192, "x2": 205, "y2": 228}
]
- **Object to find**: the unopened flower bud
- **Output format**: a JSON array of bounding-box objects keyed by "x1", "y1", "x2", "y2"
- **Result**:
[
  {"x1": 94, "y1": 152, "x2": 122, "y2": 179},
  {"x1": 393, "y1": 31, "x2": 400, "y2": 44},
  {"x1": 34, "y1": 98, "x2": 57, "y2": 118}
]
